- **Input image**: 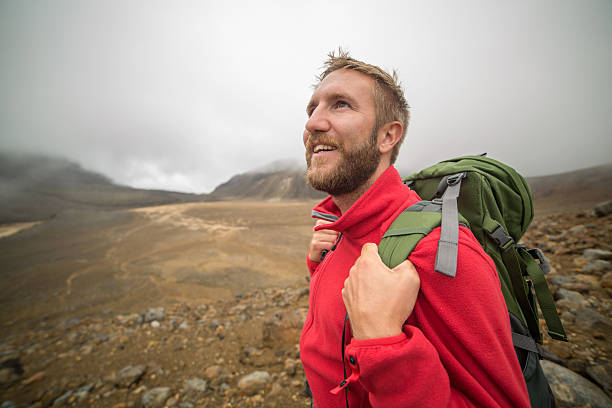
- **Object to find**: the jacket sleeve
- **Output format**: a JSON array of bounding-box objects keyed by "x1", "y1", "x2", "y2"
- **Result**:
[
  {"x1": 306, "y1": 253, "x2": 320, "y2": 277},
  {"x1": 343, "y1": 227, "x2": 530, "y2": 408}
]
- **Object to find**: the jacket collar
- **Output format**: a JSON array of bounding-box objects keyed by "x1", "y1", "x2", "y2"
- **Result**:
[{"x1": 312, "y1": 166, "x2": 420, "y2": 239}]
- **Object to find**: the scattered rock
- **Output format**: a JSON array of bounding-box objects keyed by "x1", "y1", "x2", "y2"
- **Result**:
[
  {"x1": 74, "y1": 383, "x2": 94, "y2": 402},
  {"x1": 542, "y1": 360, "x2": 612, "y2": 408},
  {"x1": 144, "y1": 308, "x2": 165, "y2": 323},
  {"x1": 141, "y1": 387, "x2": 171, "y2": 408},
  {"x1": 116, "y1": 313, "x2": 143, "y2": 326},
  {"x1": 284, "y1": 358, "x2": 298, "y2": 376},
  {"x1": 204, "y1": 365, "x2": 222, "y2": 380},
  {"x1": 183, "y1": 378, "x2": 207, "y2": 398},
  {"x1": 574, "y1": 307, "x2": 612, "y2": 340},
  {"x1": 115, "y1": 365, "x2": 145, "y2": 388},
  {"x1": 583, "y1": 260, "x2": 612, "y2": 274},
  {"x1": 569, "y1": 225, "x2": 587, "y2": 234},
  {"x1": 584, "y1": 249, "x2": 612, "y2": 261},
  {"x1": 594, "y1": 201, "x2": 612, "y2": 217},
  {"x1": 602, "y1": 272, "x2": 612, "y2": 289},
  {"x1": 262, "y1": 309, "x2": 307, "y2": 348},
  {"x1": 21, "y1": 371, "x2": 44, "y2": 385},
  {"x1": 237, "y1": 371, "x2": 270, "y2": 395},
  {"x1": 52, "y1": 390, "x2": 73, "y2": 407}
]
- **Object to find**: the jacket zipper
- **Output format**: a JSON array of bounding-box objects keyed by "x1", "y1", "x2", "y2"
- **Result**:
[{"x1": 303, "y1": 229, "x2": 343, "y2": 335}]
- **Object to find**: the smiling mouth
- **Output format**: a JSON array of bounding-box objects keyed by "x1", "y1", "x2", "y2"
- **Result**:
[{"x1": 313, "y1": 144, "x2": 337, "y2": 153}]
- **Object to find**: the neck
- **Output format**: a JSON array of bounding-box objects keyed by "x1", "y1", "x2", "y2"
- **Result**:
[{"x1": 332, "y1": 163, "x2": 391, "y2": 214}]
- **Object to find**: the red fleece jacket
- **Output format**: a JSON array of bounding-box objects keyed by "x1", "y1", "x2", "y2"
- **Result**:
[{"x1": 299, "y1": 166, "x2": 530, "y2": 408}]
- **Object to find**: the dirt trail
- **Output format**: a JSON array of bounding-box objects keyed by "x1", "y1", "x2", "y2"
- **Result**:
[
  {"x1": 0, "y1": 221, "x2": 41, "y2": 239},
  {"x1": 0, "y1": 201, "x2": 316, "y2": 335}
]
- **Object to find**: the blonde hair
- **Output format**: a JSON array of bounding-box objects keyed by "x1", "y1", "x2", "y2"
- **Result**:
[{"x1": 316, "y1": 48, "x2": 410, "y2": 164}]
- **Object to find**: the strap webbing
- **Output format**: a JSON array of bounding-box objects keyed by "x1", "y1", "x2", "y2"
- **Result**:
[
  {"x1": 519, "y1": 248, "x2": 568, "y2": 341},
  {"x1": 512, "y1": 332, "x2": 540, "y2": 354},
  {"x1": 502, "y1": 247, "x2": 541, "y2": 342},
  {"x1": 435, "y1": 174, "x2": 464, "y2": 277}
]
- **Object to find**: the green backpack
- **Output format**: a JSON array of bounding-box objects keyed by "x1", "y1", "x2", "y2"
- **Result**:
[{"x1": 378, "y1": 155, "x2": 568, "y2": 408}]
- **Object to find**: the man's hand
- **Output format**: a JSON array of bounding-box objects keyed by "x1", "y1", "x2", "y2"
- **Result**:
[
  {"x1": 342, "y1": 243, "x2": 420, "y2": 340},
  {"x1": 308, "y1": 219, "x2": 339, "y2": 262}
]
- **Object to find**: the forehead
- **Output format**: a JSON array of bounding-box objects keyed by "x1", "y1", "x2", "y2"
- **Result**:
[{"x1": 310, "y1": 68, "x2": 375, "y2": 103}]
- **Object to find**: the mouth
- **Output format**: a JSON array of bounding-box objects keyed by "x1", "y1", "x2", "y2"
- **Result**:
[{"x1": 313, "y1": 144, "x2": 337, "y2": 154}]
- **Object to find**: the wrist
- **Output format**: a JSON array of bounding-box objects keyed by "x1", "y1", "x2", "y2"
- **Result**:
[{"x1": 352, "y1": 323, "x2": 402, "y2": 340}]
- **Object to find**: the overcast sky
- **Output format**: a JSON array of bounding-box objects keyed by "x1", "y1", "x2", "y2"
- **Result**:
[{"x1": 1, "y1": 1, "x2": 611, "y2": 193}]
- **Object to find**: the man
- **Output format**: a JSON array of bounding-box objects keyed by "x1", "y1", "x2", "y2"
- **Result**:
[{"x1": 299, "y1": 50, "x2": 530, "y2": 407}]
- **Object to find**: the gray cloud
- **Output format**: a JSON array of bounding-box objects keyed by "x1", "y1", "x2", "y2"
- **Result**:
[{"x1": 1, "y1": 0, "x2": 611, "y2": 193}]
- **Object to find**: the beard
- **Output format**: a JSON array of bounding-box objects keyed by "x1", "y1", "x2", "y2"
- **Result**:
[{"x1": 305, "y1": 130, "x2": 381, "y2": 196}]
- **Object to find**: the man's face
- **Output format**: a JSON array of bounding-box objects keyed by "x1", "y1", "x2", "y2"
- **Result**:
[{"x1": 303, "y1": 69, "x2": 381, "y2": 195}]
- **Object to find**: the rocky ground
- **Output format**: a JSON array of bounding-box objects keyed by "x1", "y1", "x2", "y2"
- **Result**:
[
  {"x1": 0, "y1": 284, "x2": 311, "y2": 408},
  {"x1": 1, "y1": 201, "x2": 611, "y2": 408}
]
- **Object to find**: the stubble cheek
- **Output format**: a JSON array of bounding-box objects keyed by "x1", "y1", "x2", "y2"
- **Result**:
[{"x1": 303, "y1": 130, "x2": 310, "y2": 147}]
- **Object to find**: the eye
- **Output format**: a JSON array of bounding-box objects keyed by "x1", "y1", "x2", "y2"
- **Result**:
[
  {"x1": 334, "y1": 100, "x2": 351, "y2": 109},
  {"x1": 306, "y1": 103, "x2": 317, "y2": 117}
]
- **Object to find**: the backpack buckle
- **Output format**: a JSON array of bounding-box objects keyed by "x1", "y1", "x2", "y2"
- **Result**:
[
  {"x1": 528, "y1": 248, "x2": 551, "y2": 274},
  {"x1": 487, "y1": 225, "x2": 514, "y2": 251},
  {"x1": 446, "y1": 172, "x2": 466, "y2": 186}
]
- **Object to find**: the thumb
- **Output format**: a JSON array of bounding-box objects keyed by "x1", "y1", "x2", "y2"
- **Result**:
[
  {"x1": 361, "y1": 242, "x2": 380, "y2": 258},
  {"x1": 392, "y1": 259, "x2": 416, "y2": 273}
]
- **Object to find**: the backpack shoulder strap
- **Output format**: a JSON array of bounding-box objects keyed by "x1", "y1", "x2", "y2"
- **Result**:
[{"x1": 379, "y1": 201, "x2": 443, "y2": 269}]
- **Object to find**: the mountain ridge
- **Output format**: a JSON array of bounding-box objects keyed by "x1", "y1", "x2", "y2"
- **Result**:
[{"x1": 2, "y1": 152, "x2": 610, "y2": 222}]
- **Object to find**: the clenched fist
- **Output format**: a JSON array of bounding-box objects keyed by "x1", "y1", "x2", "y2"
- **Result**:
[
  {"x1": 342, "y1": 243, "x2": 420, "y2": 340},
  {"x1": 308, "y1": 219, "x2": 339, "y2": 262}
]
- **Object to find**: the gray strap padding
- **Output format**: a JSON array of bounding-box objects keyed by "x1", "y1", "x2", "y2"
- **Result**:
[
  {"x1": 512, "y1": 332, "x2": 540, "y2": 354},
  {"x1": 405, "y1": 201, "x2": 442, "y2": 213},
  {"x1": 434, "y1": 174, "x2": 464, "y2": 277},
  {"x1": 311, "y1": 210, "x2": 339, "y2": 222}
]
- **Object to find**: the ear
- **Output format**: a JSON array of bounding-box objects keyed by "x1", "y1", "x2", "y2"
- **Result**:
[{"x1": 377, "y1": 121, "x2": 403, "y2": 156}]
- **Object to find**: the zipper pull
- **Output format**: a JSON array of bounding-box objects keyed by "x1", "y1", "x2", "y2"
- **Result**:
[
  {"x1": 330, "y1": 232, "x2": 343, "y2": 251},
  {"x1": 320, "y1": 232, "x2": 343, "y2": 262}
]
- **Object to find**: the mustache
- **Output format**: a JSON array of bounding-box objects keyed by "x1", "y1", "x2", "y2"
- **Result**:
[{"x1": 305, "y1": 134, "x2": 340, "y2": 151}]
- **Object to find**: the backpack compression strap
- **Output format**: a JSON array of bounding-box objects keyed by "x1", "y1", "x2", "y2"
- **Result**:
[
  {"x1": 485, "y1": 219, "x2": 568, "y2": 343},
  {"x1": 434, "y1": 173, "x2": 466, "y2": 277}
]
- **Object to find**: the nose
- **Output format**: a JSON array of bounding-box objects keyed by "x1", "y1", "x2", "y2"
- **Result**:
[{"x1": 305, "y1": 105, "x2": 331, "y2": 136}]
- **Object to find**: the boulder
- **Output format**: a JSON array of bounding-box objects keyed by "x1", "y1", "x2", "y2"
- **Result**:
[
  {"x1": 542, "y1": 360, "x2": 612, "y2": 408},
  {"x1": 586, "y1": 363, "x2": 612, "y2": 398}
]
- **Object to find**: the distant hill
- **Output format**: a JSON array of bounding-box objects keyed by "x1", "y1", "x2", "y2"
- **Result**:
[
  {"x1": 211, "y1": 161, "x2": 612, "y2": 210},
  {"x1": 211, "y1": 167, "x2": 326, "y2": 201},
  {"x1": 526, "y1": 163, "x2": 612, "y2": 213},
  {"x1": 0, "y1": 152, "x2": 210, "y2": 223}
]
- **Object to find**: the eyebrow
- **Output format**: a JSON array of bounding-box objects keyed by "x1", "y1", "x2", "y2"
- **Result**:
[{"x1": 306, "y1": 92, "x2": 357, "y2": 114}]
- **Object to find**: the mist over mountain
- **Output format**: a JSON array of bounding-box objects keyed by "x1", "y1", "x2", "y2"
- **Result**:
[
  {"x1": 0, "y1": 152, "x2": 209, "y2": 223},
  {"x1": 2, "y1": 152, "x2": 610, "y2": 223}
]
